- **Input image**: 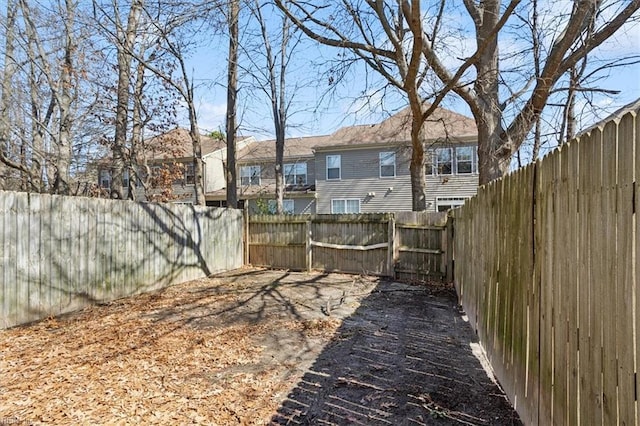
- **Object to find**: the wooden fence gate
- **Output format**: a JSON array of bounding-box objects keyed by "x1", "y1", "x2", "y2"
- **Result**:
[{"x1": 246, "y1": 212, "x2": 451, "y2": 280}]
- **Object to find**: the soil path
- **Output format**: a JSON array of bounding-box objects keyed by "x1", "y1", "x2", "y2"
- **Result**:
[{"x1": 0, "y1": 268, "x2": 520, "y2": 425}]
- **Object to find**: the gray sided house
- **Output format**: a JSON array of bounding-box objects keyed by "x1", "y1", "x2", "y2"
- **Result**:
[
  {"x1": 206, "y1": 136, "x2": 327, "y2": 213},
  {"x1": 315, "y1": 106, "x2": 480, "y2": 213},
  {"x1": 208, "y1": 104, "x2": 480, "y2": 213}
]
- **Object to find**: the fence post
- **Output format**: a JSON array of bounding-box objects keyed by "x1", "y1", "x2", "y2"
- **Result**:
[
  {"x1": 243, "y1": 208, "x2": 250, "y2": 266},
  {"x1": 387, "y1": 214, "x2": 396, "y2": 278},
  {"x1": 305, "y1": 217, "x2": 312, "y2": 272},
  {"x1": 445, "y1": 212, "x2": 454, "y2": 282}
]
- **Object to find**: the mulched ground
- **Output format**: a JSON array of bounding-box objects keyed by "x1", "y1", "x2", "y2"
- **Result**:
[{"x1": 0, "y1": 268, "x2": 521, "y2": 425}]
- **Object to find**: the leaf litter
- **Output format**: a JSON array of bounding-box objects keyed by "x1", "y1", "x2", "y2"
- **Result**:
[{"x1": 0, "y1": 269, "x2": 362, "y2": 425}]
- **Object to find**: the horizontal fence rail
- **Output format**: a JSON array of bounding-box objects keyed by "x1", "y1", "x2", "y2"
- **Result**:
[
  {"x1": 248, "y1": 212, "x2": 449, "y2": 280},
  {"x1": 0, "y1": 192, "x2": 243, "y2": 328},
  {"x1": 453, "y1": 109, "x2": 638, "y2": 425}
]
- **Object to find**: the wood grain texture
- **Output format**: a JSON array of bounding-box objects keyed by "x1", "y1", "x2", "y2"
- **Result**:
[
  {"x1": 0, "y1": 194, "x2": 242, "y2": 329},
  {"x1": 450, "y1": 106, "x2": 638, "y2": 425}
]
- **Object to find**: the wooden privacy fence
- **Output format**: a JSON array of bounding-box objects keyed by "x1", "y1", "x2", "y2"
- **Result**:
[
  {"x1": 247, "y1": 211, "x2": 450, "y2": 280},
  {"x1": 0, "y1": 192, "x2": 243, "y2": 329},
  {"x1": 453, "y1": 109, "x2": 638, "y2": 425}
]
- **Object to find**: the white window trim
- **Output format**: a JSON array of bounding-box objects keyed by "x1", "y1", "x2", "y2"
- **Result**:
[
  {"x1": 379, "y1": 151, "x2": 396, "y2": 178},
  {"x1": 435, "y1": 147, "x2": 453, "y2": 175},
  {"x1": 240, "y1": 165, "x2": 261, "y2": 186},
  {"x1": 284, "y1": 162, "x2": 307, "y2": 185},
  {"x1": 326, "y1": 155, "x2": 341, "y2": 180},
  {"x1": 436, "y1": 196, "x2": 468, "y2": 211},
  {"x1": 268, "y1": 198, "x2": 295, "y2": 214},
  {"x1": 331, "y1": 198, "x2": 360, "y2": 214},
  {"x1": 99, "y1": 170, "x2": 111, "y2": 189},
  {"x1": 455, "y1": 146, "x2": 478, "y2": 175}
]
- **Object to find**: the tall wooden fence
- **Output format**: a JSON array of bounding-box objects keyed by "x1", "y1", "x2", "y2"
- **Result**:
[
  {"x1": 0, "y1": 192, "x2": 243, "y2": 329},
  {"x1": 248, "y1": 212, "x2": 449, "y2": 280},
  {"x1": 453, "y1": 110, "x2": 638, "y2": 425}
]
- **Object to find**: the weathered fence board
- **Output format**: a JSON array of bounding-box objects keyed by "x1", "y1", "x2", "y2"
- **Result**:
[
  {"x1": 0, "y1": 193, "x2": 243, "y2": 329},
  {"x1": 617, "y1": 111, "x2": 635, "y2": 426},
  {"x1": 453, "y1": 109, "x2": 638, "y2": 425},
  {"x1": 248, "y1": 212, "x2": 446, "y2": 279},
  {"x1": 394, "y1": 215, "x2": 446, "y2": 280}
]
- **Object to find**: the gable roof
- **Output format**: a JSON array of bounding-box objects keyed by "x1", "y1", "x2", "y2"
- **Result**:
[
  {"x1": 322, "y1": 105, "x2": 477, "y2": 148},
  {"x1": 237, "y1": 104, "x2": 477, "y2": 162},
  {"x1": 236, "y1": 134, "x2": 331, "y2": 163},
  {"x1": 141, "y1": 128, "x2": 251, "y2": 161}
]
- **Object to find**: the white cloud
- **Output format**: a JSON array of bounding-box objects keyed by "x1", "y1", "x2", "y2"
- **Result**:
[
  {"x1": 176, "y1": 99, "x2": 227, "y2": 133},
  {"x1": 195, "y1": 101, "x2": 227, "y2": 132}
]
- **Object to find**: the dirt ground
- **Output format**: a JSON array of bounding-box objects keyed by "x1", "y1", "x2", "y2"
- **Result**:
[{"x1": 0, "y1": 268, "x2": 521, "y2": 425}]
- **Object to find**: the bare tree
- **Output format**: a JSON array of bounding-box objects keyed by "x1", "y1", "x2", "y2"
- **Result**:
[
  {"x1": 112, "y1": 0, "x2": 144, "y2": 199},
  {"x1": 134, "y1": 5, "x2": 212, "y2": 206},
  {"x1": 422, "y1": 0, "x2": 639, "y2": 183},
  {"x1": 276, "y1": 0, "x2": 517, "y2": 210},
  {"x1": 1, "y1": 0, "x2": 99, "y2": 194},
  {"x1": 278, "y1": 0, "x2": 639, "y2": 189},
  {"x1": 0, "y1": 0, "x2": 19, "y2": 190},
  {"x1": 226, "y1": 0, "x2": 240, "y2": 209},
  {"x1": 244, "y1": 0, "x2": 305, "y2": 214}
]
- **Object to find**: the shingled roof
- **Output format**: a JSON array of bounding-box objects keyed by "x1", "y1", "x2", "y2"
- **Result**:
[
  {"x1": 237, "y1": 104, "x2": 477, "y2": 162},
  {"x1": 322, "y1": 105, "x2": 477, "y2": 148},
  {"x1": 141, "y1": 128, "x2": 252, "y2": 161}
]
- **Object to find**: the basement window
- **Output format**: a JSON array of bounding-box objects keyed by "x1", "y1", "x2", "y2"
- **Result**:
[{"x1": 331, "y1": 198, "x2": 360, "y2": 214}]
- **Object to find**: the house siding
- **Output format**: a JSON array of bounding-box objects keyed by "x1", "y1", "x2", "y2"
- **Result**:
[
  {"x1": 316, "y1": 177, "x2": 413, "y2": 213},
  {"x1": 204, "y1": 151, "x2": 226, "y2": 193},
  {"x1": 237, "y1": 157, "x2": 315, "y2": 188},
  {"x1": 425, "y1": 174, "x2": 479, "y2": 210},
  {"x1": 130, "y1": 184, "x2": 198, "y2": 204},
  {"x1": 315, "y1": 145, "x2": 479, "y2": 213},
  {"x1": 246, "y1": 196, "x2": 316, "y2": 214},
  {"x1": 316, "y1": 146, "x2": 412, "y2": 181}
]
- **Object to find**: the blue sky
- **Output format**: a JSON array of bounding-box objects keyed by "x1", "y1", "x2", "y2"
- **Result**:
[{"x1": 183, "y1": 3, "x2": 640, "y2": 143}]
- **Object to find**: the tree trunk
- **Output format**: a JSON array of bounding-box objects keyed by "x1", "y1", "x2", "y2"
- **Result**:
[
  {"x1": 225, "y1": 0, "x2": 240, "y2": 209},
  {"x1": 274, "y1": 124, "x2": 285, "y2": 214},
  {"x1": 128, "y1": 57, "x2": 146, "y2": 201},
  {"x1": 53, "y1": 0, "x2": 75, "y2": 195},
  {"x1": 112, "y1": 0, "x2": 144, "y2": 199},
  {"x1": 472, "y1": 0, "x2": 508, "y2": 185},
  {"x1": 188, "y1": 102, "x2": 205, "y2": 206},
  {"x1": 0, "y1": 0, "x2": 18, "y2": 190},
  {"x1": 408, "y1": 103, "x2": 427, "y2": 211}
]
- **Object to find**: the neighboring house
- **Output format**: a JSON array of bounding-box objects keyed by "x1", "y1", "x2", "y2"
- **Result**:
[
  {"x1": 208, "y1": 104, "x2": 479, "y2": 213},
  {"x1": 205, "y1": 135, "x2": 327, "y2": 213},
  {"x1": 315, "y1": 106, "x2": 479, "y2": 213},
  {"x1": 100, "y1": 105, "x2": 479, "y2": 211},
  {"x1": 97, "y1": 128, "x2": 254, "y2": 204}
]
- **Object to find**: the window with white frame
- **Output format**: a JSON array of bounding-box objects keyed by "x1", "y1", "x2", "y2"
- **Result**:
[
  {"x1": 379, "y1": 151, "x2": 396, "y2": 177},
  {"x1": 331, "y1": 198, "x2": 360, "y2": 214},
  {"x1": 267, "y1": 199, "x2": 295, "y2": 214},
  {"x1": 436, "y1": 197, "x2": 467, "y2": 212},
  {"x1": 122, "y1": 169, "x2": 130, "y2": 188},
  {"x1": 184, "y1": 163, "x2": 195, "y2": 184},
  {"x1": 425, "y1": 150, "x2": 434, "y2": 175},
  {"x1": 326, "y1": 155, "x2": 341, "y2": 180},
  {"x1": 285, "y1": 162, "x2": 307, "y2": 185},
  {"x1": 241, "y1": 165, "x2": 261, "y2": 185},
  {"x1": 99, "y1": 170, "x2": 111, "y2": 189},
  {"x1": 455, "y1": 146, "x2": 477, "y2": 174},
  {"x1": 435, "y1": 148, "x2": 453, "y2": 175}
]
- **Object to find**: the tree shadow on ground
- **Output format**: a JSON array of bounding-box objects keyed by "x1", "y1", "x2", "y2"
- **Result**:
[{"x1": 271, "y1": 279, "x2": 522, "y2": 426}]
